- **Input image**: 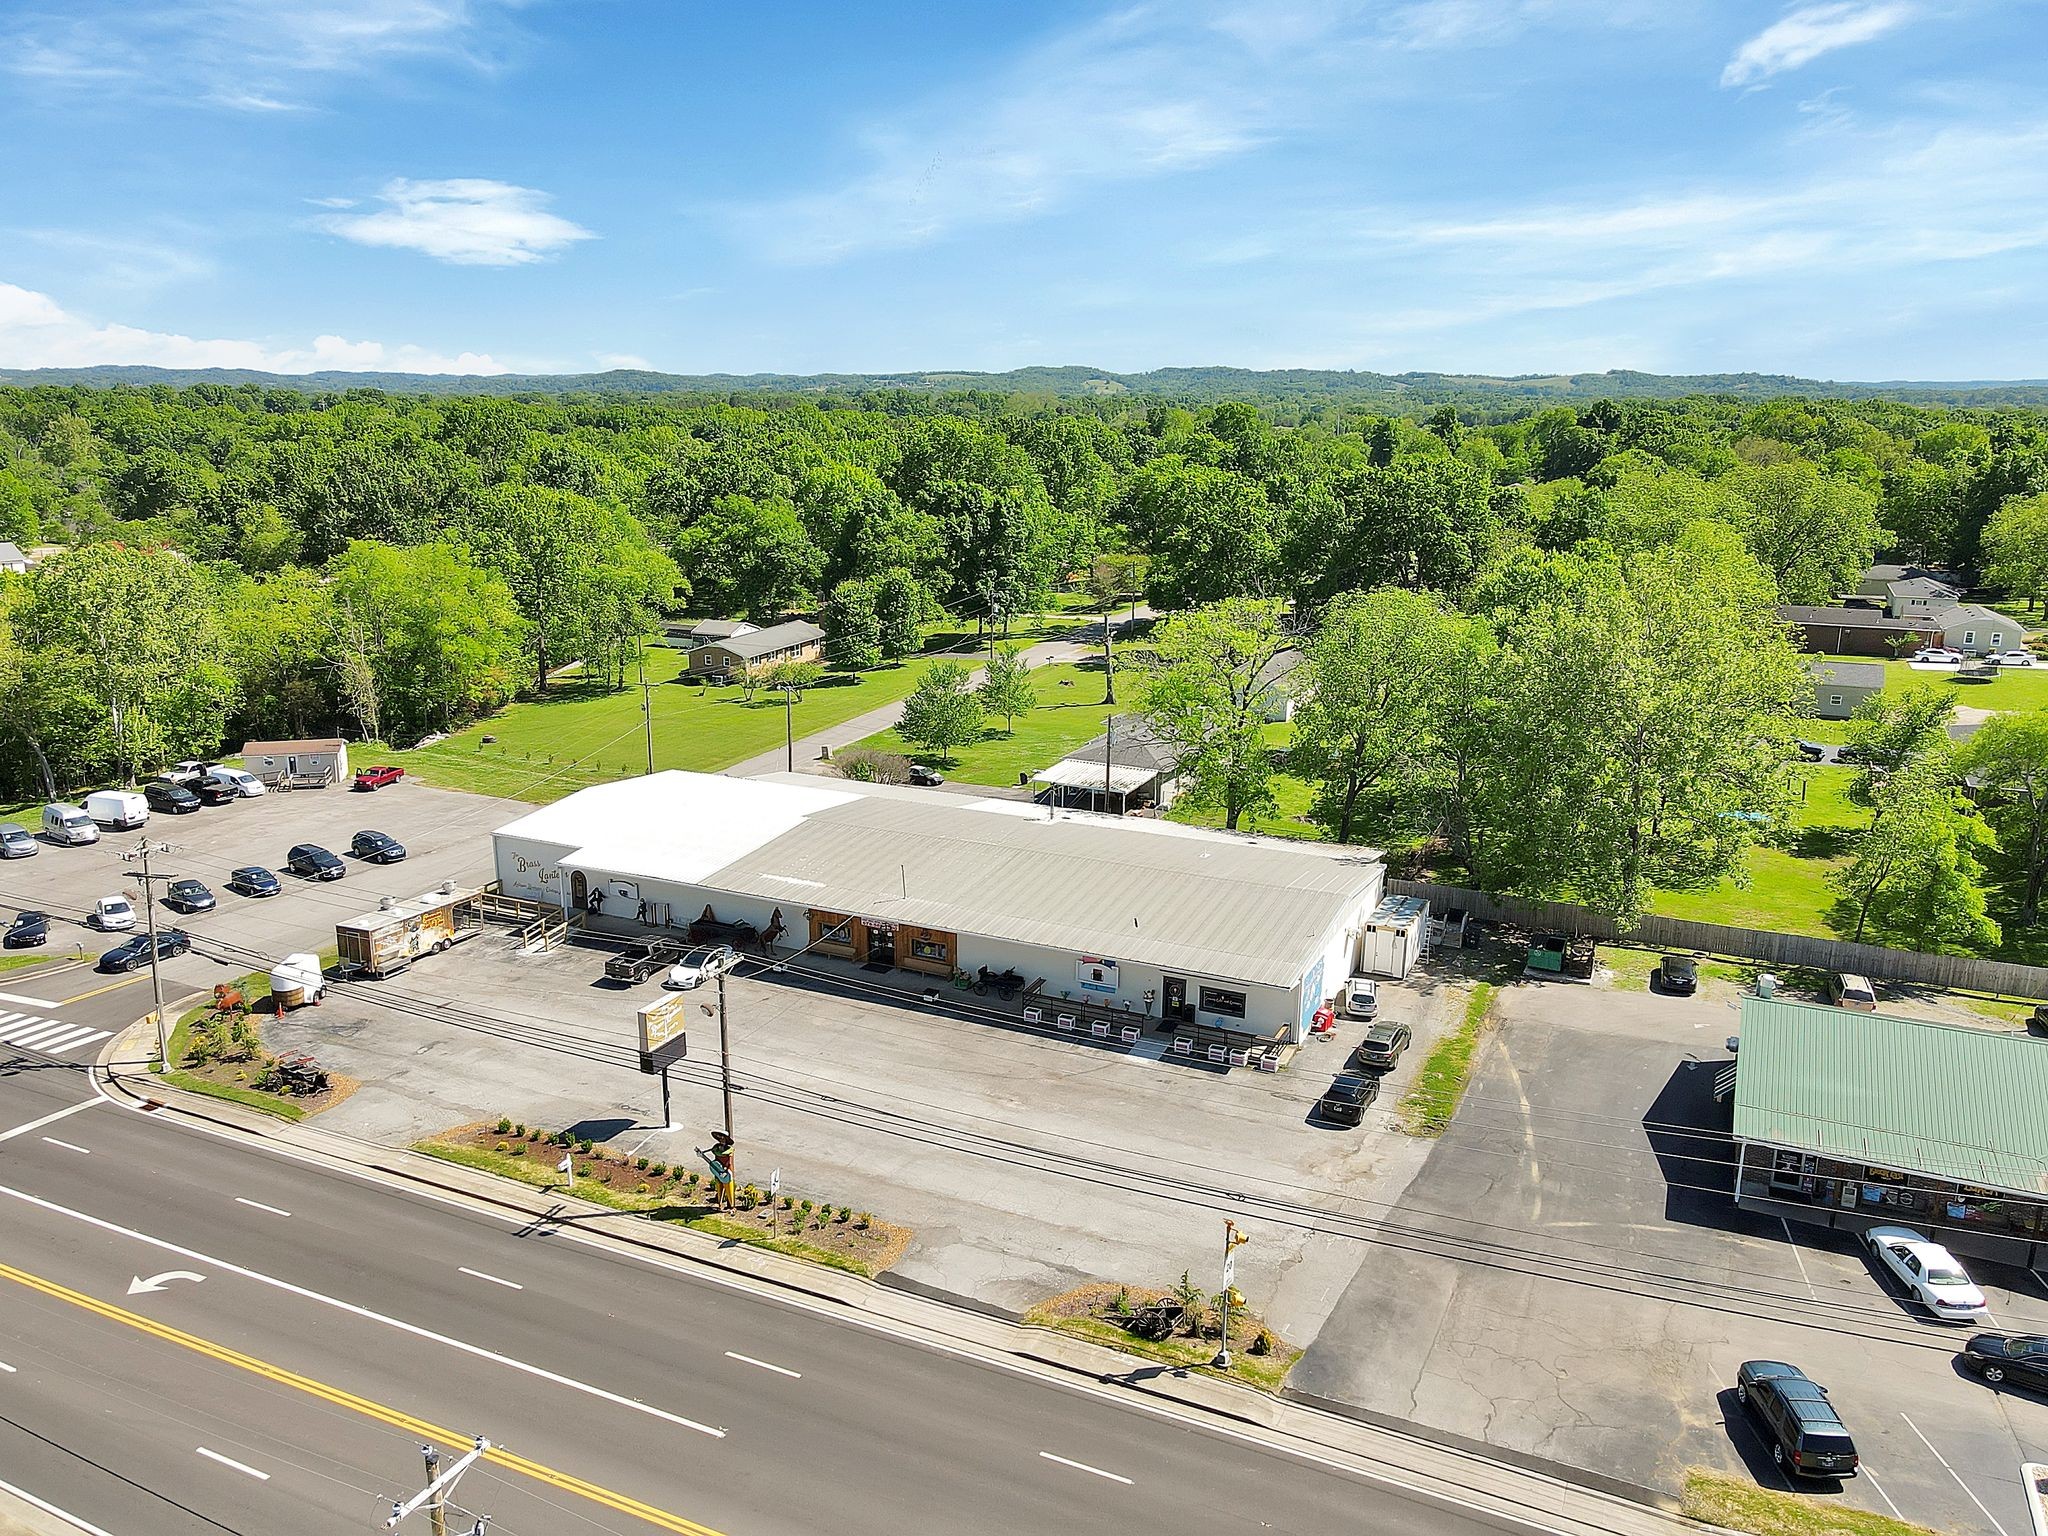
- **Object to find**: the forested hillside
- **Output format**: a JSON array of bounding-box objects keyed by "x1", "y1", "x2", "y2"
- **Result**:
[{"x1": 3, "y1": 381, "x2": 2046, "y2": 946}]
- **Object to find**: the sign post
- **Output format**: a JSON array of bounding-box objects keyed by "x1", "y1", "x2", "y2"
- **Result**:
[{"x1": 637, "y1": 994, "x2": 691, "y2": 1131}]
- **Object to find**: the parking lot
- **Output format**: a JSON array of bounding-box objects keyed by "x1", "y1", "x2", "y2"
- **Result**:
[{"x1": 1292, "y1": 966, "x2": 2048, "y2": 1533}]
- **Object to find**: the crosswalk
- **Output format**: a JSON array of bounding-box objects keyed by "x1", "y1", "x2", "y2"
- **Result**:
[{"x1": 0, "y1": 1008, "x2": 111, "y2": 1059}]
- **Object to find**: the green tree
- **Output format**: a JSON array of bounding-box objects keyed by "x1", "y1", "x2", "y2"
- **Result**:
[
  {"x1": 1722, "y1": 461, "x2": 1883, "y2": 604},
  {"x1": 668, "y1": 493, "x2": 823, "y2": 619},
  {"x1": 1959, "y1": 710, "x2": 2048, "y2": 927},
  {"x1": 822, "y1": 578, "x2": 883, "y2": 671},
  {"x1": 978, "y1": 645, "x2": 1034, "y2": 735},
  {"x1": 1829, "y1": 751, "x2": 1999, "y2": 952},
  {"x1": 1115, "y1": 459, "x2": 1275, "y2": 608},
  {"x1": 898, "y1": 661, "x2": 985, "y2": 764},
  {"x1": 1141, "y1": 597, "x2": 1291, "y2": 830},
  {"x1": 1292, "y1": 458, "x2": 1501, "y2": 610},
  {"x1": 889, "y1": 418, "x2": 1061, "y2": 616},
  {"x1": 1980, "y1": 492, "x2": 2048, "y2": 612},
  {"x1": 873, "y1": 567, "x2": 940, "y2": 662},
  {"x1": 1083, "y1": 551, "x2": 1148, "y2": 704}
]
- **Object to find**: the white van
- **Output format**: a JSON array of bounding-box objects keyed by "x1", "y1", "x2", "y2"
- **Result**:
[
  {"x1": 206, "y1": 765, "x2": 266, "y2": 798},
  {"x1": 83, "y1": 790, "x2": 149, "y2": 830},
  {"x1": 41, "y1": 803, "x2": 99, "y2": 845}
]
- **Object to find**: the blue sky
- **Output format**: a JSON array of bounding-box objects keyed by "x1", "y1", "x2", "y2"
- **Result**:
[{"x1": 2, "y1": 0, "x2": 2045, "y2": 379}]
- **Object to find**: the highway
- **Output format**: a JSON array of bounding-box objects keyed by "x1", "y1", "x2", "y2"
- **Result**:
[{"x1": 0, "y1": 1037, "x2": 1589, "y2": 1536}]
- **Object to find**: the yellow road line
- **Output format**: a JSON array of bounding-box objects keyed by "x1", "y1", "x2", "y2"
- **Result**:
[
  {"x1": 0, "y1": 1259, "x2": 725, "y2": 1536},
  {"x1": 54, "y1": 974, "x2": 152, "y2": 1006}
]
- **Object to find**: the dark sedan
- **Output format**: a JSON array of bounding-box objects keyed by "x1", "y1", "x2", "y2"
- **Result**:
[
  {"x1": 350, "y1": 829, "x2": 407, "y2": 864},
  {"x1": 227, "y1": 865, "x2": 282, "y2": 897},
  {"x1": 1656, "y1": 954, "x2": 1699, "y2": 994},
  {"x1": 1352, "y1": 1022, "x2": 1412, "y2": 1071},
  {"x1": 286, "y1": 844, "x2": 345, "y2": 880},
  {"x1": 100, "y1": 928, "x2": 192, "y2": 972},
  {"x1": 5, "y1": 911, "x2": 50, "y2": 948},
  {"x1": 1315, "y1": 1074, "x2": 1379, "y2": 1126},
  {"x1": 142, "y1": 781, "x2": 202, "y2": 815},
  {"x1": 1959, "y1": 1333, "x2": 2048, "y2": 1390},
  {"x1": 164, "y1": 878, "x2": 216, "y2": 914}
]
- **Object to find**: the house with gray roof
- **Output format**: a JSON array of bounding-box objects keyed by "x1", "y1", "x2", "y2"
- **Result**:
[
  {"x1": 0, "y1": 542, "x2": 27, "y2": 575},
  {"x1": 1032, "y1": 715, "x2": 1184, "y2": 814},
  {"x1": 1806, "y1": 659, "x2": 1884, "y2": 719},
  {"x1": 684, "y1": 619, "x2": 826, "y2": 681},
  {"x1": 1926, "y1": 603, "x2": 2028, "y2": 656}
]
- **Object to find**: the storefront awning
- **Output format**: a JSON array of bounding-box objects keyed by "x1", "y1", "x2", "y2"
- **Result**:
[{"x1": 1032, "y1": 760, "x2": 1157, "y2": 792}]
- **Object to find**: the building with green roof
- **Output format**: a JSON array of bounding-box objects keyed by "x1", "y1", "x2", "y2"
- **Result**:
[{"x1": 1732, "y1": 996, "x2": 2048, "y2": 1265}]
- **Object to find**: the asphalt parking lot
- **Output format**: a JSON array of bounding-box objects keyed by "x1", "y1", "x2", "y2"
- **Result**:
[
  {"x1": 252, "y1": 914, "x2": 1474, "y2": 1338},
  {"x1": 1291, "y1": 963, "x2": 2048, "y2": 1532}
]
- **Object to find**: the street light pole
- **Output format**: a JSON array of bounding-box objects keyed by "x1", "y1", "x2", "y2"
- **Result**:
[
  {"x1": 638, "y1": 651, "x2": 655, "y2": 777},
  {"x1": 119, "y1": 838, "x2": 173, "y2": 1067}
]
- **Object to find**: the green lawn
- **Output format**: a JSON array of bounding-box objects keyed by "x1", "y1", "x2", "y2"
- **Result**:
[
  {"x1": 1650, "y1": 764, "x2": 1860, "y2": 937},
  {"x1": 393, "y1": 643, "x2": 945, "y2": 804},
  {"x1": 1816, "y1": 653, "x2": 2048, "y2": 711},
  {"x1": 853, "y1": 660, "x2": 1119, "y2": 785},
  {"x1": 1166, "y1": 772, "x2": 1325, "y2": 841}
]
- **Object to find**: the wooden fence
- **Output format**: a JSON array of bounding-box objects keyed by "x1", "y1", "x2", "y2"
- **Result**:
[{"x1": 1389, "y1": 879, "x2": 2048, "y2": 1000}]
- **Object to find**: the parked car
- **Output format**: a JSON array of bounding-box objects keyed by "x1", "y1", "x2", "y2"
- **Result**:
[
  {"x1": 1353, "y1": 1022, "x2": 1412, "y2": 1070},
  {"x1": 350, "y1": 829, "x2": 407, "y2": 864},
  {"x1": 1656, "y1": 954, "x2": 1699, "y2": 995},
  {"x1": 1861, "y1": 1226, "x2": 1989, "y2": 1321},
  {"x1": 90, "y1": 895, "x2": 136, "y2": 931},
  {"x1": 1735, "y1": 1360, "x2": 1859, "y2": 1479},
  {"x1": 206, "y1": 765, "x2": 266, "y2": 798},
  {"x1": 1794, "y1": 739, "x2": 1827, "y2": 761},
  {"x1": 606, "y1": 936, "x2": 686, "y2": 983},
  {"x1": 4, "y1": 911, "x2": 49, "y2": 948},
  {"x1": 1315, "y1": 1074, "x2": 1379, "y2": 1126},
  {"x1": 285, "y1": 844, "x2": 346, "y2": 881},
  {"x1": 1341, "y1": 978, "x2": 1379, "y2": 1020},
  {"x1": 1835, "y1": 742, "x2": 1875, "y2": 765},
  {"x1": 100, "y1": 928, "x2": 192, "y2": 973},
  {"x1": 1958, "y1": 1333, "x2": 2048, "y2": 1389},
  {"x1": 1911, "y1": 647, "x2": 1964, "y2": 664},
  {"x1": 83, "y1": 789, "x2": 149, "y2": 830},
  {"x1": 164, "y1": 878, "x2": 216, "y2": 914},
  {"x1": 193, "y1": 777, "x2": 241, "y2": 807},
  {"x1": 41, "y1": 803, "x2": 99, "y2": 844},
  {"x1": 662, "y1": 944, "x2": 736, "y2": 990},
  {"x1": 227, "y1": 865, "x2": 282, "y2": 897},
  {"x1": 1826, "y1": 971, "x2": 1877, "y2": 1010},
  {"x1": 0, "y1": 822, "x2": 37, "y2": 859},
  {"x1": 353, "y1": 764, "x2": 405, "y2": 791},
  {"x1": 142, "y1": 780, "x2": 202, "y2": 815},
  {"x1": 1989, "y1": 650, "x2": 2035, "y2": 667},
  {"x1": 907, "y1": 764, "x2": 944, "y2": 787},
  {"x1": 2029, "y1": 1003, "x2": 2048, "y2": 1039}
]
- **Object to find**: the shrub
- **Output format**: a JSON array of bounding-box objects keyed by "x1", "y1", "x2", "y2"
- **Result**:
[
  {"x1": 1250, "y1": 1329, "x2": 1274, "y2": 1357},
  {"x1": 526, "y1": 1128, "x2": 541, "y2": 1142},
  {"x1": 798, "y1": 1199, "x2": 813, "y2": 1216},
  {"x1": 495, "y1": 1117, "x2": 513, "y2": 1134},
  {"x1": 494, "y1": 1142, "x2": 509, "y2": 1153},
  {"x1": 650, "y1": 1162, "x2": 666, "y2": 1177},
  {"x1": 780, "y1": 1194, "x2": 794, "y2": 1209},
  {"x1": 636, "y1": 1182, "x2": 649, "y2": 1194},
  {"x1": 1110, "y1": 1286, "x2": 1130, "y2": 1316},
  {"x1": 855, "y1": 1212, "x2": 871, "y2": 1230},
  {"x1": 683, "y1": 1171, "x2": 700, "y2": 1187},
  {"x1": 576, "y1": 1138, "x2": 594, "y2": 1155},
  {"x1": 834, "y1": 1206, "x2": 850, "y2": 1223}
]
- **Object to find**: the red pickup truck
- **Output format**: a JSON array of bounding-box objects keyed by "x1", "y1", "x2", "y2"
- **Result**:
[{"x1": 352, "y1": 764, "x2": 405, "y2": 791}]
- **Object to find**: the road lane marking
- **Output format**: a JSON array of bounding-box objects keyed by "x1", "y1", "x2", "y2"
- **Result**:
[
  {"x1": 196, "y1": 1447, "x2": 270, "y2": 1481},
  {"x1": 235, "y1": 1197, "x2": 292, "y2": 1218},
  {"x1": 0, "y1": 1360, "x2": 14, "y2": 1371},
  {"x1": 26, "y1": 1027, "x2": 102, "y2": 1055},
  {"x1": 1861, "y1": 1467, "x2": 1906, "y2": 1521},
  {"x1": 0, "y1": 991, "x2": 61, "y2": 1007},
  {"x1": 0, "y1": 1180, "x2": 725, "y2": 1439},
  {"x1": 1900, "y1": 1411, "x2": 2011, "y2": 1536},
  {"x1": 0, "y1": 1021, "x2": 70, "y2": 1046},
  {"x1": 1779, "y1": 1218, "x2": 1818, "y2": 1300},
  {"x1": 54, "y1": 975, "x2": 150, "y2": 1006},
  {"x1": 0, "y1": 1098, "x2": 99, "y2": 1145},
  {"x1": 460, "y1": 1266, "x2": 523, "y2": 1290},
  {"x1": 0, "y1": 1474, "x2": 117, "y2": 1536},
  {"x1": 724, "y1": 1351, "x2": 800, "y2": 1379},
  {"x1": 0, "y1": 1261, "x2": 725, "y2": 1536},
  {"x1": 1038, "y1": 1451, "x2": 1133, "y2": 1485},
  {"x1": 41, "y1": 1138, "x2": 90, "y2": 1155}
]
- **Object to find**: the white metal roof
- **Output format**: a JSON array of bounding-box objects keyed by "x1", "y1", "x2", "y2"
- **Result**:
[{"x1": 1032, "y1": 760, "x2": 1158, "y2": 792}]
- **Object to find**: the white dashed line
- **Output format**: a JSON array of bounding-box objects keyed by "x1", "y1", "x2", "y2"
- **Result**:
[
  {"x1": 1039, "y1": 1451, "x2": 1133, "y2": 1485},
  {"x1": 724, "y1": 1351, "x2": 801, "y2": 1379},
  {"x1": 459, "y1": 1267, "x2": 523, "y2": 1290},
  {"x1": 234, "y1": 1198, "x2": 292, "y2": 1218},
  {"x1": 195, "y1": 1447, "x2": 270, "y2": 1481},
  {"x1": 41, "y1": 1138, "x2": 90, "y2": 1155},
  {"x1": 0, "y1": 1361, "x2": 15, "y2": 1373}
]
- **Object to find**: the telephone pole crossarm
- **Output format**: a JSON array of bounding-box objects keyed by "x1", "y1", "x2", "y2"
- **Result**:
[{"x1": 387, "y1": 1437, "x2": 490, "y2": 1530}]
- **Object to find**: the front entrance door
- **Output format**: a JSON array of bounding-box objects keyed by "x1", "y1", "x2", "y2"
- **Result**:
[
  {"x1": 864, "y1": 924, "x2": 896, "y2": 966},
  {"x1": 570, "y1": 870, "x2": 588, "y2": 910},
  {"x1": 1162, "y1": 975, "x2": 1193, "y2": 1023}
]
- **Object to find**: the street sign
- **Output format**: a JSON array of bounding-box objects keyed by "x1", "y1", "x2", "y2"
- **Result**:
[
  {"x1": 770, "y1": 1168, "x2": 781, "y2": 1199},
  {"x1": 637, "y1": 993, "x2": 690, "y2": 1074}
]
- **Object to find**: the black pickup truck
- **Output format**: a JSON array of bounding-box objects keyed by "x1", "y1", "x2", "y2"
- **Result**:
[{"x1": 605, "y1": 937, "x2": 685, "y2": 983}]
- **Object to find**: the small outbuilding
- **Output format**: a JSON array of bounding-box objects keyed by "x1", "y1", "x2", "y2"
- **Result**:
[
  {"x1": 0, "y1": 541, "x2": 28, "y2": 575},
  {"x1": 1032, "y1": 714, "x2": 1183, "y2": 814},
  {"x1": 1806, "y1": 659, "x2": 1884, "y2": 719},
  {"x1": 1358, "y1": 895, "x2": 1430, "y2": 980},
  {"x1": 240, "y1": 738, "x2": 349, "y2": 789}
]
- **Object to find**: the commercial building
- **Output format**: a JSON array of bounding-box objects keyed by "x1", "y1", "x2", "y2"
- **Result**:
[
  {"x1": 492, "y1": 770, "x2": 1389, "y2": 1043},
  {"x1": 1731, "y1": 997, "x2": 2048, "y2": 1264}
]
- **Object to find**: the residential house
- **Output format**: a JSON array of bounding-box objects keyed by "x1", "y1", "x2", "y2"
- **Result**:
[
  {"x1": 1856, "y1": 562, "x2": 1960, "y2": 600},
  {"x1": 685, "y1": 619, "x2": 826, "y2": 682},
  {"x1": 1031, "y1": 714, "x2": 1183, "y2": 815},
  {"x1": 662, "y1": 617, "x2": 758, "y2": 649},
  {"x1": 1255, "y1": 648, "x2": 1304, "y2": 724},
  {"x1": 1927, "y1": 603, "x2": 2028, "y2": 656},
  {"x1": 1879, "y1": 577, "x2": 1962, "y2": 621},
  {"x1": 0, "y1": 541, "x2": 27, "y2": 575},
  {"x1": 1806, "y1": 659, "x2": 1884, "y2": 720},
  {"x1": 1777, "y1": 605, "x2": 1938, "y2": 657}
]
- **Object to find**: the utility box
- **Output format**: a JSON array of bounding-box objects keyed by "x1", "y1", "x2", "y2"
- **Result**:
[
  {"x1": 336, "y1": 885, "x2": 482, "y2": 979},
  {"x1": 1358, "y1": 895, "x2": 1430, "y2": 980}
]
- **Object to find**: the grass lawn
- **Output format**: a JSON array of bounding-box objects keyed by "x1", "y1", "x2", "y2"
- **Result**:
[
  {"x1": 853, "y1": 659, "x2": 1119, "y2": 785},
  {"x1": 1816, "y1": 653, "x2": 2048, "y2": 711},
  {"x1": 1400, "y1": 982, "x2": 1496, "y2": 1135},
  {"x1": 1166, "y1": 772, "x2": 1325, "y2": 841},
  {"x1": 158, "y1": 969, "x2": 308, "y2": 1121},
  {"x1": 1649, "y1": 765, "x2": 1861, "y2": 938},
  {"x1": 391, "y1": 642, "x2": 946, "y2": 804},
  {"x1": 1680, "y1": 1469, "x2": 1936, "y2": 1536}
]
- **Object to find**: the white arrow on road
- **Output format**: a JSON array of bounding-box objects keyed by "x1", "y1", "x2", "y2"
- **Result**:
[{"x1": 127, "y1": 1270, "x2": 205, "y2": 1296}]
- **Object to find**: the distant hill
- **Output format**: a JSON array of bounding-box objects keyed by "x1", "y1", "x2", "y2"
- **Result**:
[{"x1": 5, "y1": 362, "x2": 2048, "y2": 408}]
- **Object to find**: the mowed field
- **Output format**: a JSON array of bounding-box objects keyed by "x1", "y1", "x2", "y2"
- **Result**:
[
  {"x1": 1819, "y1": 651, "x2": 2048, "y2": 710},
  {"x1": 853, "y1": 659, "x2": 1118, "y2": 785},
  {"x1": 1651, "y1": 763, "x2": 1861, "y2": 936}
]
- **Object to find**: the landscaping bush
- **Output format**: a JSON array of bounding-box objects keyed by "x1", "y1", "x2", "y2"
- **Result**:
[{"x1": 495, "y1": 1117, "x2": 513, "y2": 1135}]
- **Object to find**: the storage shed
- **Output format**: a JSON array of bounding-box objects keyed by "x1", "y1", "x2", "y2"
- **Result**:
[
  {"x1": 1357, "y1": 895, "x2": 1430, "y2": 980},
  {"x1": 241, "y1": 738, "x2": 349, "y2": 788}
]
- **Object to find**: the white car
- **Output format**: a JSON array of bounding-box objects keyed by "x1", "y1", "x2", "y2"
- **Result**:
[
  {"x1": 662, "y1": 943, "x2": 737, "y2": 991},
  {"x1": 90, "y1": 895, "x2": 136, "y2": 932},
  {"x1": 206, "y1": 765, "x2": 266, "y2": 798},
  {"x1": 1862, "y1": 1226, "x2": 1989, "y2": 1321},
  {"x1": 1989, "y1": 650, "x2": 2034, "y2": 667},
  {"x1": 1911, "y1": 647, "x2": 1964, "y2": 665}
]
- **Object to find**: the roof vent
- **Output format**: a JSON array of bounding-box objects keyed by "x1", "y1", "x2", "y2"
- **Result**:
[{"x1": 379, "y1": 895, "x2": 395, "y2": 910}]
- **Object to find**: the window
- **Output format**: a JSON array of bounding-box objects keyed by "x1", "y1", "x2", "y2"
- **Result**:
[
  {"x1": 1198, "y1": 985, "x2": 1247, "y2": 1018},
  {"x1": 910, "y1": 933, "x2": 951, "y2": 964},
  {"x1": 1828, "y1": 693, "x2": 1843, "y2": 707},
  {"x1": 1964, "y1": 630, "x2": 1976, "y2": 646}
]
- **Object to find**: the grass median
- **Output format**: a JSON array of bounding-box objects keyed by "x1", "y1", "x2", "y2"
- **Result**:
[
  {"x1": 1399, "y1": 982, "x2": 1495, "y2": 1136},
  {"x1": 1681, "y1": 1469, "x2": 1937, "y2": 1536}
]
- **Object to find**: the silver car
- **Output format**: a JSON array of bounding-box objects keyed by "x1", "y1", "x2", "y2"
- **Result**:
[
  {"x1": 0, "y1": 822, "x2": 36, "y2": 859},
  {"x1": 1342, "y1": 978, "x2": 1379, "y2": 1020}
]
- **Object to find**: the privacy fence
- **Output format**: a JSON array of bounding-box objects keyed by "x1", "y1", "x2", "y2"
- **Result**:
[{"x1": 1389, "y1": 880, "x2": 2048, "y2": 1001}]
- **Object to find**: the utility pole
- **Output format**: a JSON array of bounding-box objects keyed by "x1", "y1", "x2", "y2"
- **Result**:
[
  {"x1": 637, "y1": 652, "x2": 655, "y2": 776},
  {"x1": 782, "y1": 685, "x2": 796, "y2": 772},
  {"x1": 1212, "y1": 1219, "x2": 1250, "y2": 1370},
  {"x1": 118, "y1": 838, "x2": 174, "y2": 1067},
  {"x1": 1102, "y1": 713, "x2": 1115, "y2": 814},
  {"x1": 717, "y1": 963, "x2": 735, "y2": 1191},
  {"x1": 387, "y1": 1438, "x2": 489, "y2": 1534}
]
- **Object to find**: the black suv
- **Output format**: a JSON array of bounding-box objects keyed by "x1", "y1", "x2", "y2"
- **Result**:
[
  {"x1": 1353, "y1": 1022, "x2": 1411, "y2": 1070},
  {"x1": 606, "y1": 937, "x2": 685, "y2": 984},
  {"x1": 286, "y1": 844, "x2": 345, "y2": 880},
  {"x1": 143, "y1": 781, "x2": 202, "y2": 815},
  {"x1": 100, "y1": 929, "x2": 193, "y2": 972},
  {"x1": 1735, "y1": 1361, "x2": 1858, "y2": 1479},
  {"x1": 350, "y1": 830, "x2": 406, "y2": 864},
  {"x1": 1959, "y1": 1333, "x2": 2048, "y2": 1390},
  {"x1": 1315, "y1": 1074, "x2": 1379, "y2": 1126}
]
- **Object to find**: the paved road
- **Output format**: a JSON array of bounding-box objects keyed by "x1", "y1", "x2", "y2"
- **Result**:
[{"x1": 0, "y1": 1055, "x2": 1599, "y2": 1536}]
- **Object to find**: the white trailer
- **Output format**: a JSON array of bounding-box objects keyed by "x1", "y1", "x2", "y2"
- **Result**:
[{"x1": 1358, "y1": 895, "x2": 1430, "y2": 980}]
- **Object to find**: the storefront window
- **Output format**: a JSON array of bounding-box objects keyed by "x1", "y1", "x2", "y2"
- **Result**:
[{"x1": 911, "y1": 934, "x2": 950, "y2": 964}]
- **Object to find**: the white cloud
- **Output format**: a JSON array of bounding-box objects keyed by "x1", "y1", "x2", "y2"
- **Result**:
[
  {"x1": 316, "y1": 179, "x2": 593, "y2": 266},
  {"x1": 1721, "y1": 3, "x2": 1916, "y2": 88},
  {"x1": 0, "y1": 280, "x2": 507, "y2": 374},
  {"x1": 596, "y1": 353, "x2": 653, "y2": 371}
]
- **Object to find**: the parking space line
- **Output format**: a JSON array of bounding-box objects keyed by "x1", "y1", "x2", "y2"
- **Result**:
[
  {"x1": 41, "y1": 1138, "x2": 91, "y2": 1156},
  {"x1": 1038, "y1": 1451, "x2": 1132, "y2": 1485},
  {"x1": 1779, "y1": 1218, "x2": 1819, "y2": 1300},
  {"x1": 1900, "y1": 1412, "x2": 2011, "y2": 1536},
  {"x1": 1861, "y1": 1467, "x2": 1906, "y2": 1521}
]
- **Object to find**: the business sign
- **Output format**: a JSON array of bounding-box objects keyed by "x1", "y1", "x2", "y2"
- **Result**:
[
  {"x1": 636, "y1": 992, "x2": 690, "y2": 1074},
  {"x1": 1298, "y1": 956, "x2": 1326, "y2": 1035},
  {"x1": 1076, "y1": 955, "x2": 1119, "y2": 995}
]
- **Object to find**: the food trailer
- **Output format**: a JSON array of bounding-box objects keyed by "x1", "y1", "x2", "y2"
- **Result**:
[{"x1": 336, "y1": 884, "x2": 483, "y2": 979}]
